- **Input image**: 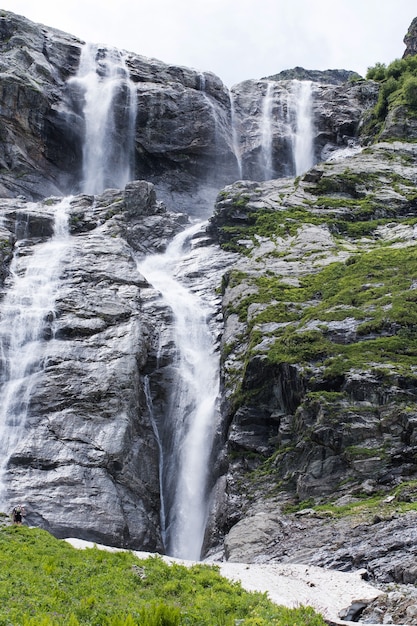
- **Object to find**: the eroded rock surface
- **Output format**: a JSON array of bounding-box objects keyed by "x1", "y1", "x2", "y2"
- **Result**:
[
  {"x1": 206, "y1": 139, "x2": 417, "y2": 601},
  {"x1": 230, "y1": 77, "x2": 378, "y2": 180},
  {"x1": 0, "y1": 182, "x2": 188, "y2": 549}
]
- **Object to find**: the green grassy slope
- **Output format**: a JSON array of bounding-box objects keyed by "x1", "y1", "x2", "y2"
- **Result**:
[{"x1": 0, "y1": 525, "x2": 325, "y2": 626}]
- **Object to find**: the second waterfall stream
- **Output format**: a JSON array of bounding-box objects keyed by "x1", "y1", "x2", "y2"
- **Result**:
[{"x1": 138, "y1": 222, "x2": 221, "y2": 560}]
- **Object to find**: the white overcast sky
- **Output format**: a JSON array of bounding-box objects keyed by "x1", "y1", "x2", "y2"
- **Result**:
[{"x1": 2, "y1": 0, "x2": 417, "y2": 86}]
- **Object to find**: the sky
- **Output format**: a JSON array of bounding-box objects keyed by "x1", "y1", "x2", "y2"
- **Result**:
[{"x1": 2, "y1": 0, "x2": 417, "y2": 87}]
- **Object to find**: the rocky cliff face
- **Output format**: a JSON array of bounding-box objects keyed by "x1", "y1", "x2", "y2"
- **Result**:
[
  {"x1": 0, "y1": 10, "x2": 239, "y2": 216},
  {"x1": 403, "y1": 17, "x2": 417, "y2": 58},
  {"x1": 0, "y1": 10, "x2": 378, "y2": 216},
  {"x1": 0, "y1": 182, "x2": 190, "y2": 549},
  {"x1": 231, "y1": 77, "x2": 378, "y2": 180},
  {"x1": 0, "y1": 11, "x2": 81, "y2": 199},
  {"x1": 2, "y1": 8, "x2": 417, "y2": 605},
  {"x1": 207, "y1": 135, "x2": 417, "y2": 585}
]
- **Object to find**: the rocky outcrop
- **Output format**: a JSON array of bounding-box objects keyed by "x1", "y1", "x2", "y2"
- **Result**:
[
  {"x1": 0, "y1": 11, "x2": 239, "y2": 216},
  {"x1": 0, "y1": 181, "x2": 189, "y2": 549},
  {"x1": 230, "y1": 76, "x2": 378, "y2": 180},
  {"x1": 207, "y1": 138, "x2": 417, "y2": 584},
  {"x1": 264, "y1": 67, "x2": 361, "y2": 84},
  {"x1": 0, "y1": 10, "x2": 82, "y2": 199},
  {"x1": 0, "y1": 11, "x2": 381, "y2": 216},
  {"x1": 403, "y1": 17, "x2": 417, "y2": 58}
]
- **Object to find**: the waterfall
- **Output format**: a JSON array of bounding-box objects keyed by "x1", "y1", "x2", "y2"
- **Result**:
[
  {"x1": 198, "y1": 73, "x2": 219, "y2": 141},
  {"x1": 230, "y1": 92, "x2": 243, "y2": 179},
  {"x1": 70, "y1": 43, "x2": 137, "y2": 194},
  {"x1": 291, "y1": 80, "x2": 315, "y2": 176},
  {"x1": 259, "y1": 81, "x2": 274, "y2": 180},
  {"x1": 257, "y1": 79, "x2": 315, "y2": 180},
  {"x1": 137, "y1": 222, "x2": 220, "y2": 560},
  {"x1": 0, "y1": 198, "x2": 71, "y2": 507}
]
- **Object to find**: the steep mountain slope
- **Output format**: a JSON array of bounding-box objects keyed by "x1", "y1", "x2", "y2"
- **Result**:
[{"x1": 206, "y1": 78, "x2": 417, "y2": 589}]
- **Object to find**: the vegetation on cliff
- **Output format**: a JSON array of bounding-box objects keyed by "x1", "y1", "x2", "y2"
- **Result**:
[
  {"x1": 212, "y1": 133, "x2": 417, "y2": 514},
  {"x1": 0, "y1": 525, "x2": 326, "y2": 626},
  {"x1": 364, "y1": 54, "x2": 417, "y2": 137},
  {"x1": 367, "y1": 55, "x2": 417, "y2": 117}
]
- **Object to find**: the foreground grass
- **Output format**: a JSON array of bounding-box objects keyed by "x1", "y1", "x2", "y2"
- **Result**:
[{"x1": 0, "y1": 526, "x2": 326, "y2": 626}]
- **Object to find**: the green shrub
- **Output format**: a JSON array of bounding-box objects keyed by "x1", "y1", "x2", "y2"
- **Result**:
[
  {"x1": 403, "y1": 75, "x2": 417, "y2": 109},
  {"x1": 366, "y1": 54, "x2": 417, "y2": 125},
  {"x1": 0, "y1": 526, "x2": 326, "y2": 626},
  {"x1": 367, "y1": 62, "x2": 387, "y2": 81}
]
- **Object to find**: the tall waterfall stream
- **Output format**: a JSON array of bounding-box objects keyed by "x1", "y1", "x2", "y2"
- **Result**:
[
  {"x1": 138, "y1": 223, "x2": 221, "y2": 560},
  {"x1": 259, "y1": 79, "x2": 315, "y2": 180},
  {"x1": 68, "y1": 43, "x2": 137, "y2": 195},
  {"x1": 0, "y1": 199, "x2": 71, "y2": 508}
]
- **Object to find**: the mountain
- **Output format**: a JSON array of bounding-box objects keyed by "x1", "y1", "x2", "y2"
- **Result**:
[{"x1": 1, "y1": 9, "x2": 417, "y2": 622}]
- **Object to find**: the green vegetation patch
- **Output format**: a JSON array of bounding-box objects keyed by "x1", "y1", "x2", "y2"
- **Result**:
[
  {"x1": 280, "y1": 480, "x2": 417, "y2": 519},
  {"x1": 229, "y1": 246, "x2": 417, "y2": 379},
  {"x1": 365, "y1": 54, "x2": 417, "y2": 135},
  {"x1": 217, "y1": 185, "x2": 417, "y2": 251},
  {"x1": 0, "y1": 526, "x2": 326, "y2": 626}
]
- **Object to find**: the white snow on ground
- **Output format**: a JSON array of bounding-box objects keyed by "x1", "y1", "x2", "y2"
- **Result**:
[{"x1": 65, "y1": 539, "x2": 397, "y2": 626}]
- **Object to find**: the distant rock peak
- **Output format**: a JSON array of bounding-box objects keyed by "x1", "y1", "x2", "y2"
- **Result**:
[
  {"x1": 262, "y1": 66, "x2": 362, "y2": 84},
  {"x1": 403, "y1": 16, "x2": 417, "y2": 58}
]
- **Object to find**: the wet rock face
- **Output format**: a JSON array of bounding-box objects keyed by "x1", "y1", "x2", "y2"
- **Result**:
[
  {"x1": 0, "y1": 11, "x2": 380, "y2": 216},
  {"x1": 230, "y1": 76, "x2": 378, "y2": 180},
  {"x1": 206, "y1": 138, "x2": 417, "y2": 571},
  {"x1": 0, "y1": 182, "x2": 188, "y2": 549},
  {"x1": 0, "y1": 11, "x2": 239, "y2": 216},
  {"x1": 0, "y1": 11, "x2": 82, "y2": 200}
]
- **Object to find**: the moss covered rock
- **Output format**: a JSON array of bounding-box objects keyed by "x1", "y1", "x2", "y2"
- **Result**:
[{"x1": 209, "y1": 136, "x2": 417, "y2": 563}]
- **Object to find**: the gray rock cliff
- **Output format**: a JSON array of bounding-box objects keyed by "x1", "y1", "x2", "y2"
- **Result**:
[
  {"x1": 1, "y1": 11, "x2": 417, "y2": 620},
  {"x1": 403, "y1": 17, "x2": 417, "y2": 58},
  {"x1": 0, "y1": 10, "x2": 239, "y2": 216},
  {"x1": 0, "y1": 10, "x2": 379, "y2": 215},
  {"x1": 207, "y1": 136, "x2": 417, "y2": 587},
  {"x1": 230, "y1": 77, "x2": 378, "y2": 180},
  {"x1": 0, "y1": 182, "x2": 188, "y2": 549}
]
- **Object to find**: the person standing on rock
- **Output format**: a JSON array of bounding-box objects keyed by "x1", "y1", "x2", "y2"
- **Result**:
[{"x1": 11, "y1": 504, "x2": 25, "y2": 525}]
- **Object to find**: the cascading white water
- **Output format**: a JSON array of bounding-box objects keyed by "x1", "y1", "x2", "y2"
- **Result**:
[
  {"x1": 0, "y1": 198, "x2": 71, "y2": 507},
  {"x1": 70, "y1": 43, "x2": 137, "y2": 194},
  {"x1": 292, "y1": 80, "x2": 315, "y2": 176},
  {"x1": 230, "y1": 92, "x2": 243, "y2": 179},
  {"x1": 137, "y1": 222, "x2": 220, "y2": 560},
  {"x1": 259, "y1": 81, "x2": 274, "y2": 180},
  {"x1": 257, "y1": 79, "x2": 315, "y2": 180}
]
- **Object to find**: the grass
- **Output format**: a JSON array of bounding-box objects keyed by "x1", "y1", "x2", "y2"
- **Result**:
[
  {"x1": 0, "y1": 526, "x2": 326, "y2": 626},
  {"x1": 228, "y1": 245, "x2": 417, "y2": 380},
  {"x1": 281, "y1": 480, "x2": 417, "y2": 520}
]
